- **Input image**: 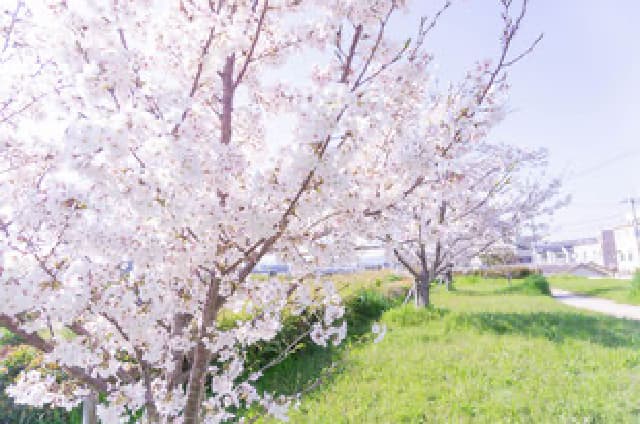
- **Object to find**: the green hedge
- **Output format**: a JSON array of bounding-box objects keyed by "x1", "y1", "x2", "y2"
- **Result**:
[
  {"x1": 459, "y1": 266, "x2": 539, "y2": 279},
  {"x1": 521, "y1": 274, "x2": 551, "y2": 295}
]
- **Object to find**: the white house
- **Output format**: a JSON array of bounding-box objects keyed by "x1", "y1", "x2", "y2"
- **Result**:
[
  {"x1": 573, "y1": 238, "x2": 604, "y2": 266},
  {"x1": 613, "y1": 224, "x2": 640, "y2": 274},
  {"x1": 531, "y1": 240, "x2": 580, "y2": 265}
]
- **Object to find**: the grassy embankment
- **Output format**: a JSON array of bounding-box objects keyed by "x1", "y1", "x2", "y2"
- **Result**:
[
  {"x1": 257, "y1": 274, "x2": 640, "y2": 423},
  {"x1": 4, "y1": 271, "x2": 640, "y2": 422},
  {"x1": 549, "y1": 274, "x2": 637, "y2": 305}
]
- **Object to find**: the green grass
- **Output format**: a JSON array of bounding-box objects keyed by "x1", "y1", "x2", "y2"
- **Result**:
[
  {"x1": 330, "y1": 270, "x2": 412, "y2": 299},
  {"x1": 549, "y1": 274, "x2": 636, "y2": 305},
  {"x1": 257, "y1": 276, "x2": 640, "y2": 423},
  {"x1": 5, "y1": 272, "x2": 640, "y2": 422}
]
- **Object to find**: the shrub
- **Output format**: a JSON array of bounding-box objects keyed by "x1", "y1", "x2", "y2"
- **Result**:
[
  {"x1": 386, "y1": 274, "x2": 404, "y2": 283},
  {"x1": 245, "y1": 288, "x2": 399, "y2": 373},
  {"x1": 486, "y1": 267, "x2": 537, "y2": 279},
  {"x1": 243, "y1": 311, "x2": 316, "y2": 373},
  {"x1": 344, "y1": 289, "x2": 398, "y2": 335},
  {"x1": 521, "y1": 274, "x2": 551, "y2": 295},
  {"x1": 0, "y1": 328, "x2": 22, "y2": 346},
  {"x1": 0, "y1": 344, "x2": 82, "y2": 424}
]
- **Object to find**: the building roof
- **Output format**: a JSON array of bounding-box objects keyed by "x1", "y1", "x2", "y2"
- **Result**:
[
  {"x1": 532, "y1": 237, "x2": 599, "y2": 254},
  {"x1": 570, "y1": 237, "x2": 600, "y2": 246}
]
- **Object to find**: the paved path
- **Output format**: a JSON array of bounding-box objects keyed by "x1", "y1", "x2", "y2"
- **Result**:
[{"x1": 551, "y1": 288, "x2": 640, "y2": 320}]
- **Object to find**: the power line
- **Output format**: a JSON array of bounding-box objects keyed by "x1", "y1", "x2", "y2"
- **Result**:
[
  {"x1": 570, "y1": 200, "x2": 624, "y2": 207},
  {"x1": 566, "y1": 150, "x2": 640, "y2": 181}
]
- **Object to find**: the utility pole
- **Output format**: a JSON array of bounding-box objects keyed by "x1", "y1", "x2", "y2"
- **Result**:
[{"x1": 622, "y1": 197, "x2": 640, "y2": 266}]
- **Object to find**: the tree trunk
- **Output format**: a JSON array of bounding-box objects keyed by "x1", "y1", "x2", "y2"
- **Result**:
[
  {"x1": 415, "y1": 274, "x2": 430, "y2": 307},
  {"x1": 145, "y1": 389, "x2": 160, "y2": 423},
  {"x1": 183, "y1": 279, "x2": 221, "y2": 424},
  {"x1": 82, "y1": 394, "x2": 97, "y2": 424},
  {"x1": 445, "y1": 263, "x2": 454, "y2": 291},
  {"x1": 220, "y1": 55, "x2": 235, "y2": 146},
  {"x1": 168, "y1": 312, "x2": 192, "y2": 391}
]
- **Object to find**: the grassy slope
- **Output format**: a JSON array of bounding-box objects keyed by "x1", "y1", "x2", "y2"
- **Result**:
[
  {"x1": 549, "y1": 275, "x2": 636, "y2": 305},
  {"x1": 260, "y1": 277, "x2": 640, "y2": 423}
]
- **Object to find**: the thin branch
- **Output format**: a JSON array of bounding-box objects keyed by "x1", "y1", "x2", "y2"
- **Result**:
[
  {"x1": 255, "y1": 326, "x2": 313, "y2": 376},
  {"x1": 102, "y1": 313, "x2": 159, "y2": 420},
  {"x1": 0, "y1": 314, "x2": 110, "y2": 392},
  {"x1": 356, "y1": 41, "x2": 410, "y2": 88},
  {"x1": 172, "y1": 26, "x2": 217, "y2": 136},
  {"x1": 232, "y1": 18, "x2": 368, "y2": 283},
  {"x1": 352, "y1": 3, "x2": 395, "y2": 88},
  {"x1": 234, "y1": 0, "x2": 269, "y2": 88},
  {"x1": 221, "y1": 237, "x2": 266, "y2": 275},
  {"x1": 1, "y1": 1, "x2": 23, "y2": 54},
  {"x1": 450, "y1": 170, "x2": 513, "y2": 223},
  {"x1": 335, "y1": 25, "x2": 345, "y2": 63},
  {"x1": 408, "y1": 0, "x2": 452, "y2": 61},
  {"x1": 1, "y1": 91, "x2": 51, "y2": 126},
  {"x1": 477, "y1": 0, "x2": 540, "y2": 105},
  {"x1": 503, "y1": 33, "x2": 543, "y2": 67},
  {"x1": 393, "y1": 248, "x2": 419, "y2": 278},
  {"x1": 340, "y1": 24, "x2": 363, "y2": 84}
]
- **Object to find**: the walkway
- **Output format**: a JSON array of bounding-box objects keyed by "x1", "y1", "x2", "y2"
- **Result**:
[{"x1": 551, "y1": 288, "x2": 640, "y2": 320}]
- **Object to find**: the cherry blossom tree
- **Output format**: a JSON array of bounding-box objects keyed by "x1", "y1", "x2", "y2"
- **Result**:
[
  {"x1": 0, "y1": 0, "x2": 556, "y2": 420},
  {"x1": 346, "y1": 0, "x2": 561, "y2": 306},
  {"x1": 410, "y1": 146, "x2": 563, "y2": 304},
  {"x1": 361, "y1": 132, "x2": 564, "y2": 306},
  {"x1": 0, "y1": 0, "x2": 486, "y2": 422}
]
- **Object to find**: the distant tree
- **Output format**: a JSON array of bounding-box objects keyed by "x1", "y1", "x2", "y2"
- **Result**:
[
  {"x1": 353, "y1": 0, "x2": 563, "y2": 307},
  {"x1": 480, "y1": 250, "x2": 518, "y2": 267},
  {"x1": 374, "y1": 142, "x2": 563, "y2": 306}
]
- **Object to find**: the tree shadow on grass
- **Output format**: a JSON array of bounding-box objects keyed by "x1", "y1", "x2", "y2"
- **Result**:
[
  {"x1": 456, "y1": 311, "x2": 640, "y2": 349},
  {"x1": 449, "y1": 289, "x2": 499, "y2": 297},
  {"x1": 255, "y1": 289, "x2": 400, "y2": 397},
  {"x1": 255, "y1": 343, "x2": 341, "y2": 396},
  {"x1": 452, "y1": 284, "x2": 540, "y2": 297}
]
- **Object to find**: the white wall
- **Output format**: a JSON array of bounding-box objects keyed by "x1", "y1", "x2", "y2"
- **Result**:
[
  {"x1": 614, "y1": 225, "x2": 640, "y2": 274},
  {"x1": 573, "y1": 242, "x2": 603, "y2": 266},
  {"x1": 533, "y1": 249, "x2": 570, "y2": 265}
]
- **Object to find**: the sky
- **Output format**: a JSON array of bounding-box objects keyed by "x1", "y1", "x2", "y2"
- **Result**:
[{"x1": 388, "y1": 0, "x2": 640, "y2": 241}]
